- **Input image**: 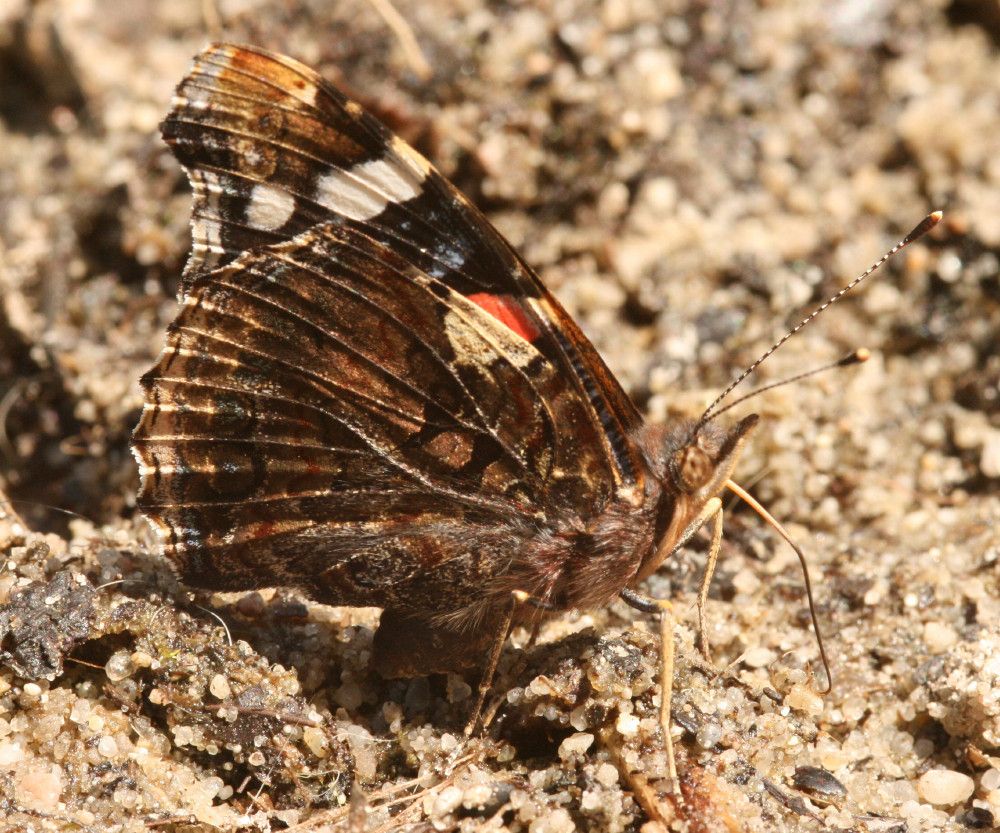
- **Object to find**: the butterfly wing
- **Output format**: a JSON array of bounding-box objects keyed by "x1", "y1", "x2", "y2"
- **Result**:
[
  {"x1": 137, "y1": 222, "x2": 561, "y2": 587},
  {"x1": 162, "y1": 43, "x2": 644, "y2": 490},
  {"x1": 134, "y1": 44, "x2": 648, "y2": 627}
]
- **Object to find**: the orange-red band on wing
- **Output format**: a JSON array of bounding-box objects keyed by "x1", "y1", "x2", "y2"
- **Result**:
[{"x1": 467, "y1": 292, "x2": 541, "y2": 343}]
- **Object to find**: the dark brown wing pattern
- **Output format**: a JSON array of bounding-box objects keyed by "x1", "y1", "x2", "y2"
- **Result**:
[
  {"x1": 162, "y1": 44, "x2": 643, "y2": 482},
  {"x1": 133, "y1": 44, "x2": 647, "y2": 621}
]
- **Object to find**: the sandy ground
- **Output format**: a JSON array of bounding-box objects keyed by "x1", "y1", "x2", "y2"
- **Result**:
[{"x1": 0, "y1": 0, "x2": 998, "y2": 830}]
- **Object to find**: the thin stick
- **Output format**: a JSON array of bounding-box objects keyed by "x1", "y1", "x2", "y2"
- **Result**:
[
  {"x1": 363, "y1": 0, "x2": 433, "y2": 80},
  {"x1": 658, "y1": 601, "x2": 677, "y2": 789}
]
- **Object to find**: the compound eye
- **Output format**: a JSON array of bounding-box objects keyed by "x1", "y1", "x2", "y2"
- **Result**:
[{"x1": 676, "y1": 445, "x2": 714, "y2": 492}]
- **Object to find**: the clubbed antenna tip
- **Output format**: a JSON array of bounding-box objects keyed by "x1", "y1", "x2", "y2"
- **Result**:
[
  {"x1": 838, "y1": 347, "x2": 871, "y2": 367},
  {"x1": 906, "y1": 211, "x2": 943, "y2": 244}
]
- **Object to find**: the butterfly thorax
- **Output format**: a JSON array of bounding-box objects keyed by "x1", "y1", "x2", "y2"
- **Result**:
[{"x1": 493, "y1": 414, "x2": 759, "y2": 615}]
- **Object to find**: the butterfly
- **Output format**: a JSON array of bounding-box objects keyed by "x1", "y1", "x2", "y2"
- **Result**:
[{"x1": 134, "y1": 43, "x2": 886, "y2": 786}]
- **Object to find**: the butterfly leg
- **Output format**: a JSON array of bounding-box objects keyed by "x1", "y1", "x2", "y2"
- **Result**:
[
  {"x1": 620, "y1": 588, "x2": 679, "y2": 793},
  {"x1": 478, "y1": 593, "x2": 553, "y2": 731},
  {"x1": 696, "y1": 503, "x2": 725, "y2": 664},
  {"x1": 464, "y1": 593, "x2": 517, "y2": 737}
]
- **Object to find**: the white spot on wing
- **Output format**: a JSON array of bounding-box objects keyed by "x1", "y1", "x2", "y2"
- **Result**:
[
  {"x1": 246, "y1": 182, "x2": 296, "y2": 231},
  {"x1": 177, "y1": 82, "x2": 212, "y2": 111},
  {"x1": 184, "y1": 295, "x2": 217, "y2": 311},
  {"x1": 314, "y1": 156, "x2": 425, "y2": 221},
  {"x1": 188, "y1": 171, "x2": 224, "y2": 273},
  {"x1": 138, "y1": 464, "x2": 177, "y2": 476}
]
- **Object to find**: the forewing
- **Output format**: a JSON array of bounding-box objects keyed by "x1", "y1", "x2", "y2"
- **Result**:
[{"x1": 163, "y1": 43, "x2": 645, "y2": 497}]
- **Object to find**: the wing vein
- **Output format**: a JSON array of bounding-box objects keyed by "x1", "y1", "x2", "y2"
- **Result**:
[
  {"x1": 266, "y1": 238, "x2": 549, "y2": 475},
  {"x1": 152, "y1": 336, "x2": 508, "y2": 512}
]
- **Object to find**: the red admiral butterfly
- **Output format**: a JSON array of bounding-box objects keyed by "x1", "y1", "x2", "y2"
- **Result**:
[{"x1": 131, "y1": 43, "x2": 940, "y2": 787}]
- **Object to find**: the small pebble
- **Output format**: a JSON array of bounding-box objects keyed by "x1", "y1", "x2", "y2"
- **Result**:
[
  {"x1": 558, "y1": 732, "x2": 594, "y2": 759},
  {"x1": 731, "y1": 567, "x2": 761, "y2": 595},
  {"x1": 303, "y1": 726, "x2": 328, "y2": 758},
  {"x1": 743, "y1": 647, "x2": 776, "y2": 668},
  {"x1": 595, "y1": 762, "x2": 619, "y2": 787},
  {"x1": 335, "y1": 681, "x2": 363, "y2": 711},
  {"x1": 922, "y1": 621, "x2": 958, "y2": 653},
  {"x1": 235, "y1": 592, "x2": 266, "y2": 617},
  {"x1": 696, "y1": 722, "x2": 722, "y2": 749},
  {"x1": 104, "y1": 651, "x2": 134, "y2": 682},
  {"x1": 343, "y1": 726, "x2": 378, "y2": 780},
  {"x1": 917, "y1": 769, "x2": 974, "y2": 805},
  {"x1": 432, "y1": 785, "x2": 463, "y2": 816},
  {"x1": 785, "y1": 684, "x2": 824, "y2": 715},
  {"x1": 528, "y1": 675, "x2": 556, "y2": 696},
  {"x1": 0, "y1": 740, "x2": 24, "y2": 768},
  {"x1": 198, "y1": 775, "x2": 224, "y2": 800},
  {"x1": 961, "y1": 807, "x2": 995, "y2": 829},
  {"x1": 528, "y1": 807, "x2": 574, "y2": 833},
  {"x1": 616, "y1": 712, "x2": 640, "y2": 736},
  {"x1": 130, "y1": 651, "x2": 153, "y2": 668},
  {"x1": 446, "y1": 674, "x2": 472, "y2": 703},
  {"x1": 980, "y1": 431, "x2": 1000, "y2": 478},
  {"x1": 462, "y1": 784, "x2": 493, "y2": 809},
  {"x1": 18, "y1": 764, "x2": 64, "y2": 812},
  {"x1": 792, "y1": 765, "x2": 846, "y2": 797},
  {"x1": 209, "y1": 674, "x2": 231, "y2": 699}
]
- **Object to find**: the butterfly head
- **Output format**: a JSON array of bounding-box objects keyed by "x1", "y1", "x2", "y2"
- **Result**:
[
  {"x1": 629, "y1": 413, "x2": 758, "y2": 587},
  {"x1": 668, "y1": 413, "x2": 759, "y2": 499}
]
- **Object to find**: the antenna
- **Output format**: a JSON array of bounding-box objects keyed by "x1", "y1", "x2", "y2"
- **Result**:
[
  {"x1": 708, "y1": 348, "x2": 870, "y2": 421},
  {"x1": 695, "y1": 211, "x2": 942, "y2": 431}
]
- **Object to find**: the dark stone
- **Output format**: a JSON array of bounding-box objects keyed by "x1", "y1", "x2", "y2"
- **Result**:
[
  {"x1": 792, "y1": 765, "x2": 847, "y2": 797},
  {"x1": 0, "y1": 570, "x2": 96, "y2": 680},
  {"x1": 961, "y1": 807, "x2": 995, "y2": 829}
]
